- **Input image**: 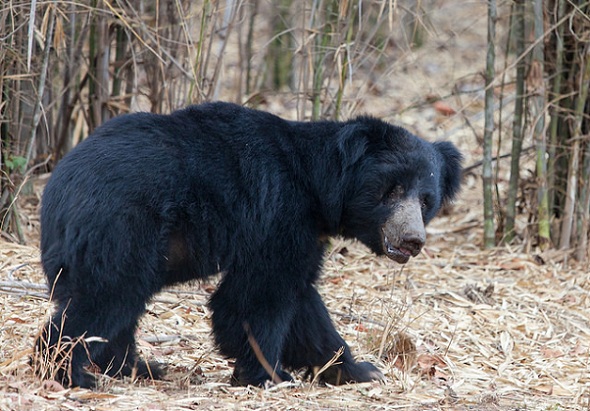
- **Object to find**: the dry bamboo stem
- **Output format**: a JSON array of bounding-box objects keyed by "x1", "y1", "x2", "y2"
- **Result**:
[{"x1": 482, "y1": 0, "x2": 497, "y2": 249}]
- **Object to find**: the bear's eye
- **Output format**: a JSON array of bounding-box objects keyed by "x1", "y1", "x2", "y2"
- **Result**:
[{"x1": 420, "y1": 195, "x2": 432, "y2": 211}]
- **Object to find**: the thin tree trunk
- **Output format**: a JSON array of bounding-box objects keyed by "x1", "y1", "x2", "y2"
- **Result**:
[
  {"x1": 574, "y1": 43, "x2": 590, "y2": 260},
  {"x1": 311, "y1": 0, "x2": 334, "y2": 120},
  {"x1": 54, "y1": 6, "x2": 90, "y2": 159},
  {"x1": 483, "y1": 0, "x2": 497, "y2": 249},
  {"x1": 266, "y1": 0, "x2": 292, "y2": 92},
  {"x1": 559, "y1": 116, "x2": 579, "y2": 249},
  {"x1": 244, "y1": 0, "x2": 258, "y2": 96},
  {"x1": 111, "y1": 25, "x2": 128, "y2": 111},
  {"x1": 24, "y1": 2, "x2": 56, "y2": 168},
  {"x1": 578, "y1": 146, "x2": 590, "y2": 261},
  {"x1": 547, "y1": 0, "x2": 565, "y2": 232},
  {"x1": 530, "y1": 0, "x2": 550, "y2": 249},
  {"x1": 189, "y1": 0, "x2": 211, "y2": 102},
  {"x1": 209, "y1": 1, "x2": 240, "y2": 101},
  {"x1": 504, "y1": 0, "x2": 525, "y2": 243},
  {"x1": 334, "y1": 2, "x2": 355, "y2": 121}
]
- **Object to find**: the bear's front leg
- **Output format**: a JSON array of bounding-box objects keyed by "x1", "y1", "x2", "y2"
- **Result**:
[
  {"x1": 208, "y1": 273, "x2": 296, "y2": 386},
  {"x1": 281, "y1": 285, "x2": 384, "y2": 385}
]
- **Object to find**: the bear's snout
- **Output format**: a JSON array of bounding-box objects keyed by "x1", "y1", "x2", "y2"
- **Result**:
[
  {"x1": 399, "y1": 233, "x2": 425, "y2": 256},
  {"x1": 382, "y1": 196, "x2": 426, "y2": 264}
]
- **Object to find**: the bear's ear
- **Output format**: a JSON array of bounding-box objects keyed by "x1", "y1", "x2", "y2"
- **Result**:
[
  {"x1": 433, "y1": 141, "x2": 463, "y2": 203},
  {"x1": 337, "y1": 124, "x2": 367, "y2": 168}
]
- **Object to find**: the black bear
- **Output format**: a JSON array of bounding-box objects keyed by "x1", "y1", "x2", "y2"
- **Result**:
[{"x1": 37, "y1": 102, "x2": 462, "y2": 389}]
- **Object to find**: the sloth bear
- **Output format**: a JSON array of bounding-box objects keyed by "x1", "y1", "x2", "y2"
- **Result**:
[{"x1": 37, "y1": 102, "x2": 462, "y2": 389}]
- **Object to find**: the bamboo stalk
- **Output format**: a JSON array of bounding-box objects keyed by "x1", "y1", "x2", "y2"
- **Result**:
[
  {"x1": 504, "y1": 0, "x2": 526, "y2": 244},
  {"x1": 266, "y1": 0, "x2": 292, "y2": 92},
  {"x1": 88, "y1": 0, "x2": 98, "y2": 129},
  {"x1": 207, "y1": 0, "x2": 241, "y2": 101},
  {"x1": 189, "y1": 0, "x2": 211, "y2": 102},
  {"x1": 559, "y1": 132, "x2": 578, "y2": 250},
  {"x1": 333, "y1": 3, "x2": 355, "y2": 120},
  {"x1": 244, "y1": 0, "x2": 258, "y2": 96},
  {"x1": 573, "y1": 43, "x2": 590, "y2": 261},
  {"x1": 24, "y1": 2, "x2": 56, "y2": 169},
  {"x1": 482, "y1": 0, "x2": 497, "y2": 249},
  {"x1": 547, "y1": 0, "x2": 565, "y2": 228},
  {"x1": 26, "y1": 0, "x2": 38, "y2": 71},
  {"x1": 111, "y1": 25, "x2": 127, "y2": 108},
  {"x1": 54, "y1": 2, "x2": 80, "y2": 158},
  {"x1": 311, "y1": 0, "x2": 333, "y2": 120},
  {"x1": 201, "y1": 1, "x2": 219, "y2": 100},
  {"x1": 295, "y1": 0, "x2": 310, "y2": 120},
  {"x1": 530, "y1": 0, "x2": 550, "y2": 250}
]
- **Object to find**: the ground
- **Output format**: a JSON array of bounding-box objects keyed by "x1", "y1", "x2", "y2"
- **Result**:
[
  {"x1": 1, "y1": 1, "x2": 590, "y2": 409},
  {"x1": 2, "y1": 186, "x2": 589, "y2": 410}
]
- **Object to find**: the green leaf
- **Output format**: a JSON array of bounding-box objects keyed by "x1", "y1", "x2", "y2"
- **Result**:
[{"x1": 5, "y1": 155, "x2": 27, "y2": 173}]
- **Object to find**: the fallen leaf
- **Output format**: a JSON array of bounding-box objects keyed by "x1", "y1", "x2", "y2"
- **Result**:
[
  {"x1": 498, "y1": 257, "x2": 530, "y2": 270},
  {"x1": 540, "y1": 347, "x2": 563, "y2": 358},
  {"x1": 532, "y1": 384, "x2": 553, "y2": 395},
  {"x1": 417, "y1": 353, "x2": 448, "y2": 381},
  {"x1": 570, "y1": 341, "x2": 587, "y2": 356},
  {"x1": 433, "y1": 100, "x2": 456, "y2": 116},
  {"x1": 8, "y1": 317, "x2": 26, "y2": 324},
  {"x1": 354, "y1": 323, "x2": 368, "y2": 332},
  {"x1": 41, "y1": 379, "x2": 65, "y2": 392},
  {"x1": 327, "y1": 276, "x2": 343, "y2": 285},
  {"x1": 386, "y1": 332, "x2": 417, "y2": 372}
]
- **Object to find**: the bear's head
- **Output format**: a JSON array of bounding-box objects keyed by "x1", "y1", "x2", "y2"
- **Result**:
[{"x1": 338, "y1": 120, "x2": 463, "y2": 264}]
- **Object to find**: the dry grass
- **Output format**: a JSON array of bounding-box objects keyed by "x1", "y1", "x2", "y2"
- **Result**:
[
  {"x1": 1, "y1": 175, "x2": 589, "y2": 411},
  {"x1": 2, "y1": 2, "x2": 590, "y2": 410}
]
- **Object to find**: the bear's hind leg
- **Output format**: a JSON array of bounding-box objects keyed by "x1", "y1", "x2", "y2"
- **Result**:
[
  {"x1": 37, "y1": 295, "x2": 150, "y2": 388},
  {"x1": 94, "y1": 325, "x2": 165, "y2": 381},
  {"x1": 36, "y1": 316, "x2": 96, "y2": 389},
  {"x1": 281, "y1": 286, "x2": 384, "y2": 385}
]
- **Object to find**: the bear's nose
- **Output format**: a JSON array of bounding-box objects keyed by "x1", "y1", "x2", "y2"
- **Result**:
[{"x1": 400, "y1": 234, "x2": 425, "y2": 256}]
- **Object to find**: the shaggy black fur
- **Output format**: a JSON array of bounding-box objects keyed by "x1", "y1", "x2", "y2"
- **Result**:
[{"x1": 37, "y1": 102, "x2": 462, "y2": 388}]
